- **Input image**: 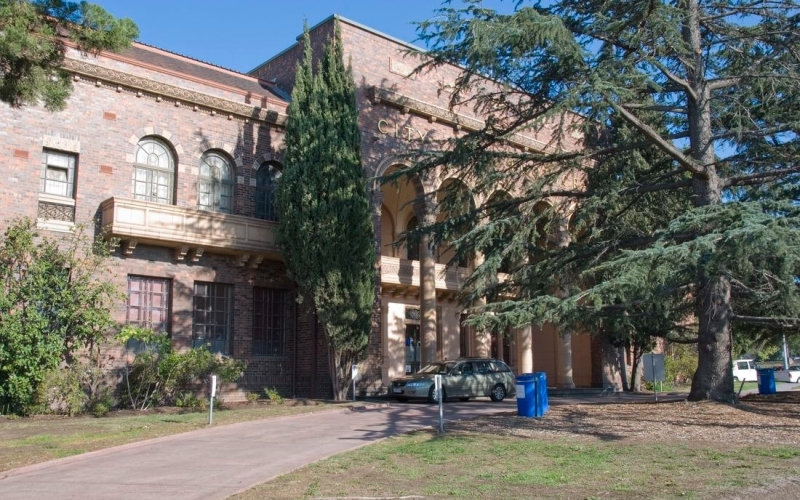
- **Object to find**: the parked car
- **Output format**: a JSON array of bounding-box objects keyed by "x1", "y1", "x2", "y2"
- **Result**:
[
  {"x1": 774, "y1": 366, "x2": 800, "y2": 383},
  {"x1": 390, "y1": 358, "x2": 516, "y2": 403},
  {"x1": 732, "y1": 359, "x2": 758, "y2": 382}
]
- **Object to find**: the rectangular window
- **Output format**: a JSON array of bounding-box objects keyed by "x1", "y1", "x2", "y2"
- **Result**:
[
  {"x1": 132, "y1": 167, "x2": 172, "y2": 204},
  {"x1": 193, "y1": 281, "x2": 233, "y2": 354},
  {"x1": 38, "y1": 150, "x2": 77, "y2": 225},
  {"x1": 41, "y1": 150, "x2": 76, "y2": 198},
  {"x1": 253, "y1": 287, "x2": 288, "y2": 356},
  {"x1": 126, "y1": 276, "x2": 171, "y2": 333}
]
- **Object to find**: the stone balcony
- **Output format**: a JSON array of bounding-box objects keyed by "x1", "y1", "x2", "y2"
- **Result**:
[
  {"x1": 380, "y1": 255, "x2": 470, "y2": 301},
  {"x1": 100, "y1": 197, "x2": 280, "y2": 267}
]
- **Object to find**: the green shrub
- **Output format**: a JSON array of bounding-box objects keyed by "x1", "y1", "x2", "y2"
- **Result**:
[
  {"x1": 665, "y1": 344, "x2": 698, "y2": 386},
  {"x1": 34, "y1": 362, "x2": 116, "y2": 417},
  {"x1": 175, "y1": 391, "x2": 207, "y2": 411},
  {"x1": 117, "y1": 326, "x2": 246, "y2": 410},
  {"x1": 246, "y1": 392, "x2": 260, "y2": 403},
  {"x1": 264, "y1": 387, "x2": 283, "y2": 404},
  {"x1": 36, "y1": 366, "x2": 88, "y2": 416}
]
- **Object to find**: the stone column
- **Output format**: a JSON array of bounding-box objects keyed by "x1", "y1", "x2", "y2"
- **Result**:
[
  {"x1": 517, "y1": 325, "x2": 533, "y2": 374},
  {"x1": 554, "y1": 215, "x2": 574, "y2": 388},
  {"x1": 557, "y1": 332, "x2": 575, "y2": 388},
  {"x1": 471, "y1": 251, "x2": 490, "y2": 358},
  {"x1": 419, "y1": 202, "x2": 438, "y2": 366}
]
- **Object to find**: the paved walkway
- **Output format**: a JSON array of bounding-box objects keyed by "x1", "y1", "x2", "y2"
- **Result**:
[{"x1": 0, "y1": 391, "x2": 692, "y2": 500}]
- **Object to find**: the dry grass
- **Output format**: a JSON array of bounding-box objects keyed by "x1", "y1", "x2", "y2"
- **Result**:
[{"x1": 231, "y1": 397, "x2": 800, "y2": 500}]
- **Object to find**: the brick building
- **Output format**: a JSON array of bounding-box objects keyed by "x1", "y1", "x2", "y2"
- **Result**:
[{"x1": 0, "y1": 15, "x2": 607, "y2": 400}]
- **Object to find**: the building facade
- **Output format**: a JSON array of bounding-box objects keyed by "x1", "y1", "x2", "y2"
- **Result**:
[{"x1": 0, "y1": 15, "x2": 606, "y2": 400}]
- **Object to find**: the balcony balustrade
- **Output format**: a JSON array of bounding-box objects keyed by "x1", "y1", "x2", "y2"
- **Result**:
[{"x1": 100, "y1": 197, "x2": 279, "y2": 266}]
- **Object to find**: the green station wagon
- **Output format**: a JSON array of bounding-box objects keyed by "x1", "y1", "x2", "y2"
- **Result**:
[{"x1": 390, "y1": 358, "x2": 516, "y2": 403}]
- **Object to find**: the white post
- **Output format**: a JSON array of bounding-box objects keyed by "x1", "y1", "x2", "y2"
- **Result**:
[
  {"x1": 435, "y1": 374, "x2": 444, "y2": 434},
  {"x1": 783, "y1": 333, "x2": 791, "y2": 370},
  {"x1": 209, "y1": 375, "x2": 217, "y2": 425},
  {"x1": 351, "y1": 364, "x2": 359, "y2": 402}
]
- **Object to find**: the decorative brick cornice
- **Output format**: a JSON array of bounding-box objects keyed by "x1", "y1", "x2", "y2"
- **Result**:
[
  {"x1": 63, "y1": 58, "x2": 287, "y2": 127},
  {"x1": 368, "y1": 86, "x2": 551, "y2": 152}
]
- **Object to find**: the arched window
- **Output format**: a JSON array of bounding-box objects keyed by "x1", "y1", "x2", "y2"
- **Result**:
[
  {"x1": 406, "y1": 216, "x2": 419, "y2": 261},
  {"x1": 133, "y1": 137, "x2": 175, "y2": 204},
  {"x1": 255, "y1": 162, "x2": 281, "y2": 221},
  {"x1": 198, "y1": 151, "x2": 234, "y2": 213}
]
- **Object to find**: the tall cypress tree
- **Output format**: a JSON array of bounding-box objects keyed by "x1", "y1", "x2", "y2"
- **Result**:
[{"x1": 277, "y1": 21, "x2": 377, "y2": 400}]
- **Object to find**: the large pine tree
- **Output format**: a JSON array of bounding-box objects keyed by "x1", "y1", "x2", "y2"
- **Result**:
[
  {"x1": 276, "y1": 22, "x2": 377, "y2": 401},
  {"x1": 411, "y1": 0, "x2": 800, "y2": 402},
  {"x1": 0, "y1": 0, "x2": 138, "y2": 110}
]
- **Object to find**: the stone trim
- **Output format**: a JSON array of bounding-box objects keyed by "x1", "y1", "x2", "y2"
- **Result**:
[
  {"x1": 43, "y1": 135, "x2": 80, "y2": 153},
  {"x1": 64, "y1": 57, "x2": 287, "y2": 127},
  {"x1": 368, "y1": 86, "x2": 551, "y2": 152},
  {"x1": 251, "y1": 152, "x2": 284, "y2": 170}
]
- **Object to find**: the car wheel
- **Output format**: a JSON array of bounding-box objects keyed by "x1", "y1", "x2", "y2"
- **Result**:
[
  {"x1": 459, "y1": 397, "x2": 470, "y2": 402},
  {"x1": 490, "y1": 384, "x2": 507, "y2": 402},
  {"x1": 733, "y1": 376, "x2": 740, "y2": 382},
  {"x1": 428, "y1": 385, "x2": 446, "y2": 404}
]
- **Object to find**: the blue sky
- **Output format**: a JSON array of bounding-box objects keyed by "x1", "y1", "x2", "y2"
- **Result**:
[{"x1": 94, "y1": 0, "x2": 512, "y2": 74}]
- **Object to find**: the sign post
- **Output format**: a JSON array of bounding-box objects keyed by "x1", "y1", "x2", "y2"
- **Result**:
[
  {"x1": 642, "y1": 353, "x2": 665, "y2": 402},
  {"x1": 209, "y1": 374, "x2": 217, "y2": 425},
  {"x1": 351, "y1": 364, "x2": 359, "y2": 402}
]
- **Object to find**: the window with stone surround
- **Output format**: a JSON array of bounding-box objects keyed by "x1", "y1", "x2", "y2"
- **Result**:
[
  {"x1": 255, "y1": 162, "x2": 281, "y2": 221},
  {"x1": 198, "y1": 151, "x2": 234, "y2": 213},
  {"x1": 192, "y1": 281, "x2": 233, "y2": 354},
  {"x1": 38, "y1": 150, "x2": 77, "y2": 224},
  {"x1": 126, "y1": 276, "x2": 171, "y2": 334},
  {"x1": 252, "y1": 287, "x2": 288, "y2": 356},
  {"x1": 132, "y1": 137, "x2": 175, "y2": 204}
]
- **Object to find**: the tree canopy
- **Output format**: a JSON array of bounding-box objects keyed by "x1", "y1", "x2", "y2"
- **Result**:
[
  {"x1": 411, "y1": 0, "x2": 800, "y2": 402},
  {"x1": 0, "y1": 0, "x2": 138, "y2": 110},
  {"x1": 276, "y1": 22, "x2": 377, "y2": 400}
]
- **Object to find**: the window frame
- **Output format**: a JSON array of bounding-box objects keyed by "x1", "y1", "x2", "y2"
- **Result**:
[
  {"x1": 252, "y1": 286, "x2": 288, "y2": 357},
  {"x1": 255, "y1": 162, "x2": 281, "y2": 221},
  {"x1": 192, "y1": 281, "x2": 234, "y2": 355},
  {"x1": 41, "y1": 150, "x2": 76, "y2": 199},
  {"x1": 132, "y1": 137, "x2": 175, "y2": 205},
  {"x1": 198, "y1": 151, "x2": 234, "y2": 214}
]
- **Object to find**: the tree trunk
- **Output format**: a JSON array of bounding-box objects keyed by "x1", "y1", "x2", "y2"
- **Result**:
[
  {"x1": 328, "y1": 344, "x2": 359, "y2": 401},
  {"x1": 688, "y1": 273, "x2": 735, "y2": 402},
  {"x1": 630, "y1": 344, "x2": 642, "y2": 392},
  {"x1": 683, "y1": 0, "x2": 735, "y2": 402}
]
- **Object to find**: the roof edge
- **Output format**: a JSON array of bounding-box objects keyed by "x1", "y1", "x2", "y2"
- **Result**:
[{"x1": 247, "y1": 14, "x2": 424, "y2": 76}]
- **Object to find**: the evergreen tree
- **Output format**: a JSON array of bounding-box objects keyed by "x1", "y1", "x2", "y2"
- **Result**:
[
  {"x1": 0, "y1": 0, "x2": 138, "y2": 110},
  {"x1": 277, "y1": 22, "x2": 377, "y2": 401},
  {"x1": 412, "y1": 0, "x2": 800, "y2": 402}
]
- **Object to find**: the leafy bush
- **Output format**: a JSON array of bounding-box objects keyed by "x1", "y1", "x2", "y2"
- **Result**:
[
  {"x1": 664, "y1": 344, "x2": 698, "y2": 386},
  {"x1": 117, "y1": 326, "x2": 246, "y2": 410},
  {"x1": 175, "y1": 391, "x2": 207, "y2": 411},
  {"x1": 264, "y1": 387, "x2": 283, "y2": 404},
  {"x1": 246, "y1": 392, "x2": 260, "y2": 404},
  {"x1": 33, "y1": 362, "x2": 116, "y2": 417},
  {"x1": 0, "y1": 219, "x2": 120, "y2": 415}
]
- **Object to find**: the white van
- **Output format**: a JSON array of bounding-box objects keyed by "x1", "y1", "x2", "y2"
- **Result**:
[{"x1": 733, "y1": 359, "x2": 758, "y2": 382}]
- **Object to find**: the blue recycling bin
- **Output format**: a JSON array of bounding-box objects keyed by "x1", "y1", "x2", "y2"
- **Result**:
[
  {"x1": 516, "y1": 372, "x2": 548, "y2": 417},
  {"x1": 757, "y1": 369, "x2": 776, "y2": 395}
]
